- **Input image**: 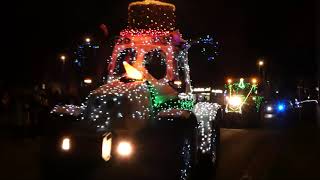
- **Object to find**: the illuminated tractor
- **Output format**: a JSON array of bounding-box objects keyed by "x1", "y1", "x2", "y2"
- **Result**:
[
  {"x1": 223, "y1": 78, "x2": 264, "y2": 127},
  {"x1": 42, "y1": 0, "x2": 222, "y2": 179}
]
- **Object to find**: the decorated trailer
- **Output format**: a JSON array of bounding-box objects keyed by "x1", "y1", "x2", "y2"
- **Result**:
[
  {"x1": 223, "y1": 77, "x2": 264, "y2": 127},
  {"x1": 43, "y1": 0, "x2": 222, "y2": 179}
]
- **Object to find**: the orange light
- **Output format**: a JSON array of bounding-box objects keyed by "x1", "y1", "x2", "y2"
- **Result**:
[
  {"x1": 228, "y1": 95, "x2": 242, "y2": 107},
  {"x1": 252, "y1": 78, "x2": 257, "y2": 84},
  {"x1": 117, "y1": 141, "x2": 133, "y2": 157},
  {"x1": 85, "y1": 38, "x2": 91, "y2": 43},
  {"x1": 102, "y1": 133, "x2": 112, "y2": 162},
  {"x1": 84, "y1": 78, "x2": 92, "y2": 84},
  {"x1": 60, "y1": 55, "x2": 66, "y2": 60},
  {"x1": 129, "y1": 0, "x2": 176, "y2": 10},
  {"x1": 123, "y1": 61, "x2": 143, "y2": 80},
  {"x1": 174, "y1": 80, "x2": 182, "y2": 86},
  {"x1": 258, "y1": 60, "x2": 264, "y2": 66},
  {"x1": 227, "y1": 79, "x2": 232, "y2": 84},
  {"x1": 61, "y1": 137, "x2": 71, "y2": 151}
]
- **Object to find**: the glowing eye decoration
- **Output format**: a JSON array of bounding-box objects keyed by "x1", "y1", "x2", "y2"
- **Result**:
[{"x1": 123, "y1": 61, "x2": 143, "y2": 80}]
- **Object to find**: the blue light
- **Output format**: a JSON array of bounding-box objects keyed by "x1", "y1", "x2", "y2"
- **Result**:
[{"x1": 277, "y1": 104, "x2": 285, "y2": 112}]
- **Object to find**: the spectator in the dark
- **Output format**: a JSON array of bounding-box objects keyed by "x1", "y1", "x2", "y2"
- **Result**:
[
  {"x1": 0, "y1": 91, "x2": 11, "y2": 132},
  {"x1": 28, "y1": 85, "x2": 42, "y2": 137}
]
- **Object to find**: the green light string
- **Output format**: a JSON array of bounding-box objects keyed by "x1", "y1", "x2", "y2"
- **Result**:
[
  {"x1": 238, "y1": 79, "x2": 245, "y2": 89},
  {"x1": 146, "y1": 81, "x2": 194, "y2": 115},
  {"x1": 254, "y1": 96, "x2": 264, "y2": 112},
  {"x1": 228, "y1": 84, "x2": 232, "y2": 97},
  {"x1": 240, "y1": 85, "x2": 256, "y2": 108},
  {"x1": 226, "y1": 82, "x2": 252, "y2": 95}
]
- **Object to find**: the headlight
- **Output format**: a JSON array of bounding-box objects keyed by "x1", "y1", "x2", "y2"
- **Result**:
[
  {"x1": 228, "y1": 96, "x2": 242, "y2": 107},
  {"x1": 116, "y1": 141, "x2": 133, "y2": 157},
  {"x1": 61, "y1": 137, "x2": 71, "y2": 151},
  {"x1": 102, "y1": 133, "x2": 112, "y2": 161},
  {"x1": 266, "y1": 106, "x2": 273, "y2": 112}
]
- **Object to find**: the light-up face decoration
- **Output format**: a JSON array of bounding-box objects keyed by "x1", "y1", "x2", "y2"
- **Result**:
[
  {"x1": 108, "y1": 30, "x2": 176, "y2": 86},
  {"x1": 81, "y1": 29, "x2": 191, "y2": 133}
]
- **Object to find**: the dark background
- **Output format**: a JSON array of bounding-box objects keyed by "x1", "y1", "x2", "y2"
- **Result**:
[{"x1": 1, "y1": 0, "x2": 318, "y2": 93}]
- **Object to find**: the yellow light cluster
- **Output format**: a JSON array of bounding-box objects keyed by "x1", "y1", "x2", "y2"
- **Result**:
[
  {"x1": 227, "y1": 95, "x2": 242, "y2": 107},
  {"x1": 108, "y1": 33, "x2": 176, "y2": 82},
  {"x1": 226, "y1": 78, "x2": 258, "y2": 84},
  {"x1": 129, "y1": 0, "x2": 176, "y2": 11},
  {"x1": 61, "y1": 137, "x2": 71, "y2": 151},
  {"x1": 102, "y1": 134, "x2": 112, "y2": 161},
  {"x1": 123, "y1": 61, "x2": 144, "y2": 80},
  {"x1": 117, "y1": 141, "x2": 133, "y2": 157}
]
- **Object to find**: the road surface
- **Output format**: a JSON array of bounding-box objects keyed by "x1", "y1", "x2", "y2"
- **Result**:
[
  {"x1": 217, "y1": 127, "x2": 320, "y2": 180},
  {"x1": 1, "y1": 126, "x2": 320, "y2": 180}
]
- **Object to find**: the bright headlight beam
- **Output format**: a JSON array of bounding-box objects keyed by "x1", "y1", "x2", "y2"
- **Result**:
[
  {"x1": 228, "y1": 96, "x2": 242, "y2": 107},
  {"x1": 102, "y1": 133, "x2": 112, "y2": 161},
  {"x1": 61, "y1": 138, "x2": 71, "y2": 151},
  {"x1": 117, "y1": 141, "x2": 133, "y2": 157},
  {"x1": 266, "y1": 106, "x2": 272, "y2": 112}
]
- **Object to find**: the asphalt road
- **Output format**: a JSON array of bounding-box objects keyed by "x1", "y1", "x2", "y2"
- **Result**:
[
  {"x1": 1, "y1": 125, "x2": 320, "y2": 180},
  {"x1": 217, "y1": 127, "x2": 320, "y2": 180}
]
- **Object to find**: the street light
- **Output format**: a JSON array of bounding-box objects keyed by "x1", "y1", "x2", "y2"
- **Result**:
[
  {"x1": 85, "y1": 37, "x2": 91, "y2": 43},
  {"x1": 258, "y1": 60, "x2": 264, "y2": 67},
  {"x1": 251, "y1": 78, "x2": 257, "y2": 84},
  {"x1": 60, "y1": 55, "x2": 66, "y2": 64},
  {"x1": 84, "y1": 78, "x2": 92, "y2": 84},
  {"x1": 257, "y1": 58, "x2": 265, "y2": 85}
]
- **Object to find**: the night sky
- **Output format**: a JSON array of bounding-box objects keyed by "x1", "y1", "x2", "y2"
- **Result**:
[{"x1": 3, "y1": 0, "x2": 317, "y2": 92}]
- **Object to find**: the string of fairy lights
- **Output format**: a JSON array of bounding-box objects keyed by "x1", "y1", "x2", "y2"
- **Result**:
[
  {"x1": 180, "y1": 138, "x2": 192, "y2": 180},
  {"x1": 51, "y1": 1, "x2": 222, "y2": 178},
  {"x1": 128, "y1": 0, "x2": 176, "y2": 31},
  {"x1": 194, "y1": 102, "x2": 220, "y2": 154},
  {"x1": 226, "y1": 78, "x2": 264, "y2": 113},
  {"x1": 189, "y1": 35, "x2": 219, "y2": 61}
]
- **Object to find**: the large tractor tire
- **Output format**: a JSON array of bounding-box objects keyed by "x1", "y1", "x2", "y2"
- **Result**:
[{"x1": 138, "y1": 115, "x2": 198, "y2": 180}]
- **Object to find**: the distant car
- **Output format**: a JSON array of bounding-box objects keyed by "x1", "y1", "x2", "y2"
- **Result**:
[
  {"x1": 261, "y1": 100, "x2": 294, "y2": 120},
  {"x1": 295, "y1": 99, "x2": 319, "y2": 124},
  {"x1": 294, "y1": 99, "x2": 318, "y2": 109}
]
